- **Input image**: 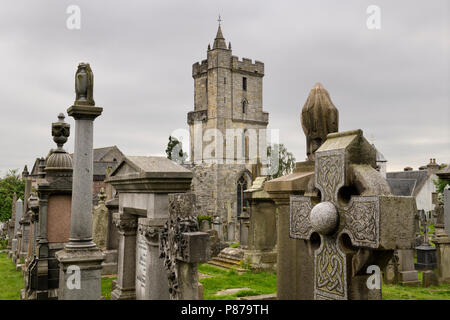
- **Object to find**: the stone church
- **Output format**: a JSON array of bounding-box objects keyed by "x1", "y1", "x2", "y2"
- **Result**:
[{"x1": 186, "y1": 24, "x2": 269, "y2": 242}]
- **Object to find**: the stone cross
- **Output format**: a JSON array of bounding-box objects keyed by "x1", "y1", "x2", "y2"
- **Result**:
[
  {"x1": 160, "y1": 193, "x2": 210, "y2": 300},
  {"x1": 289, "y1": 129, "x2": 415, "y2": 300}
]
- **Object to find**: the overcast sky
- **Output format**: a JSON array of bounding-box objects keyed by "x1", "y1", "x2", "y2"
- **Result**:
[{"x1": 0, "y1": 0, "x2": 448, "y2": 176}]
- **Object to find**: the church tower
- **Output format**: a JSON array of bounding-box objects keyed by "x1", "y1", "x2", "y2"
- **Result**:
[
  {"x1": 188, "y1": 23, "x2": 268, "y2": 163},
  {"x1": 187, "y1": 22, "x2": 269, "y2": 242}
]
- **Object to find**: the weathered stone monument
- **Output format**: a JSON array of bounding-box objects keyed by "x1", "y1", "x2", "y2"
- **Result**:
[
  {"x1": 92, "y1": 188, "x2": 108, "y2": 250},
  {"x1": 55, "y1": 63, "x2": 104, "y2": 300},
  {"x1": 107, "y1": 156, "x2": 192, "y2": 300},
  {"x1": 7, "y1": 193, "x2": 17, "y2": 255},
  {"x1": 265, "y1": 83, "x2": 336, "y2": 299},
  {"x1": 23, "y1": 114, "x2": 74, "y2": 300},
  {"x1": 266, "y1": 83, "x2": 416, "y2": 300},
  {"x1": 160, "y1": 193, "x2": 210, "y2": 300},
  {"x1": 431, "y1": 180, "x2": 450, "y2": 283},
  {"x1": 243, "y1": 177, "x2": 277, "y2": 272},
  {"x1": 12, "y1": 198, "x2": 23, "y2": 264}
]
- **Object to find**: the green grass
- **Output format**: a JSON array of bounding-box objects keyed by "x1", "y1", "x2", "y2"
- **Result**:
[
  {"x1": 101, "y1": 276, "x2": 116, "y2": 300},
  {"x1": 198, "y1": 264, "x2": 276, "y2": 300},
  {"x1": 0, "y1": 252, "x2": 116, "y2": 300},
  {"x1": 0, "y1": 252, "x2": 24, "y2": 300},
  {"x1": 382, "y1": 283, "x2": 450, "y2": 300}
]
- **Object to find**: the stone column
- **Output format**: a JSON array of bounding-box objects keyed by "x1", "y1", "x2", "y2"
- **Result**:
[
  {"x1": 111, "y1": 213, "x2": 138, "y2": 300},
  {"x1": 55, "y1": 63, "x2": 104, "y2": 300}
]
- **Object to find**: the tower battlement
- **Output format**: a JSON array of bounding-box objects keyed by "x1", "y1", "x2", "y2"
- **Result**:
[
  {"x1": 232, "y1": 56, "x2": 264, "y2": 76},
  {"x1": 192, "y1": 59, "x2": 208, "y2": 77}
]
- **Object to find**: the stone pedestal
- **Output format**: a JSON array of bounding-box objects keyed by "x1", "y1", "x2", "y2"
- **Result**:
[
  {"x1": 397, "y1": 249, "x2": 420, "y2": 286},
  {"x1": 432, "y1": 235, "x2": 450, "y2": 283},
  {"x1": 265, "y1": 161, "x2": 315, "y2": 300},
  {"x1": 243, "y1": 177, "x2": 277, "y2": 272},
  {"x1": 111, "y1": 213, "x2": 137, "y2": 300},
  {"x1": 55, "y1": 248, "x2": 104, "y2": 300}
]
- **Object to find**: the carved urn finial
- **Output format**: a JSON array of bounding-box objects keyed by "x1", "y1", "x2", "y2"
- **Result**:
[
  {"x1": 75, "y1": 62, "x2": 95, "y2": 106},
  {"x1": 52, "y1": 113, "x2": 70, "y2": 151},
  {"x1": 301, "y1": 83, "x2": 339, "y2": 161},
  {"x1": 46, "y1": 114, "x2": 72, "y2": 171}
]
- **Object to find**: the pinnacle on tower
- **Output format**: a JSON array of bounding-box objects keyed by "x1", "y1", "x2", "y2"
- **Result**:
[{"x1": 213, "y1": 24, "x2": 227, "y2": 49}]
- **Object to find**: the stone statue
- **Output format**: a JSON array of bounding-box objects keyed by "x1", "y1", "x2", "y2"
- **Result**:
[
  {"x1": 301, "y1": 83, "x2": 339, "y2": 161},
  {"x1": 75, "y1": 62, "x2": 95, "y2": 105}
]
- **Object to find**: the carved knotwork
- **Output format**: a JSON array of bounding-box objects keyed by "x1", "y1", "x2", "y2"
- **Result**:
[
  {"x1": 315, "y1": 237, "x2": 347, "y2": 300},
  {"x1": 160, "y1": 215, "x2": 198, "y2": 300},
  {"x1": 342, "y1": 197, "x2": 379, "y2": 248},
  {"x1": 315, "y1": 151, "x2": 345, "y2": 203},
  {"x1": 290, "y1": 196, "x2": 313, "y2": 239}
]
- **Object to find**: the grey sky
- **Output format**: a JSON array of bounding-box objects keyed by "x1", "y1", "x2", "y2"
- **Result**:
[{"x1": 0, "y1": 0, "x2": 448, "y2": 176}]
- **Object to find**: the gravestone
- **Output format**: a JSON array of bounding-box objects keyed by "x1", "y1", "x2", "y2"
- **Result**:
[
  {"x1": 7, "y1": 193, "x2": 17, "y2": 255},
  {"x1": 243, "y1": 177, "x2": 277, "y2": 272},
  {"x1": 56, "y1": 63, "x2": 104, "y2": 300},
  {"x1": 160, "y1": 193, "x2": 210, "y2": 300},
  {"x1": 12, "y1": 199, "x2": 23, "y2": 264},
  {"x1": 24, "y1": 114, "x2": 74, "y2": 300},
  {"x1": 432, "y1": 190, "x2": 450, "y2": 283},
  {"x1": 107, "y1": 156, "x2": 192, "y2": 300},
  {"x1": 265, "y1": 83, "x2": 337, "y2": 299},
  {"x1": 93, "y1": 188, "x2": 108, "y2": 250},
  {"x1": 288, "y1": 129, "x2": 416, "y2": 300}
]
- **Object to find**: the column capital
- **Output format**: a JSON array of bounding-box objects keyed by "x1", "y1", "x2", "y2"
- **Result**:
[{"x1": 67, "y1": 105, "x2": 103, "y2": 120}]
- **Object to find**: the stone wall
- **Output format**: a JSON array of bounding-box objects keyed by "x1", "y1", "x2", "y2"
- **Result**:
[{"x1": 189, "y1": 163, "x2": 253, "y2": 242}]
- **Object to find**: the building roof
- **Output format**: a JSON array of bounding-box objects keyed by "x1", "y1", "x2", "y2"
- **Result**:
[{"x1": 386, "y1": 170, "x2": 428, "y2": 197}]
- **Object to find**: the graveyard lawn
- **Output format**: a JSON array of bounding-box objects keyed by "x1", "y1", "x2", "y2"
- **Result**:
[
  {"x1": 198, "y1": 264, "x2": 450, "y2": 301},
  {"x1": 0, "y1": 252, "x2": 24, "y2": 300},
  {"x1": 0, "y1": 252, "x2": 115, "y2": 300},
  {"x1": 198, "y1": 264, "x2": 277, "y2": 300}
]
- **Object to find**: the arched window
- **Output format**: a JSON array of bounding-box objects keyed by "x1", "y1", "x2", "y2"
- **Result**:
[
  {"x1": 242, "y1": 100, "x2": 247, "y2": 113},
  {"x1": 237, "y1": 175, "x2": 248, "y2": 217}
]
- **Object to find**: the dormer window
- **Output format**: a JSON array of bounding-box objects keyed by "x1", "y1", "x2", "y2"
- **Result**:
[{"x1": 243, "y1": 77, "x2": 247, "y2": 91}]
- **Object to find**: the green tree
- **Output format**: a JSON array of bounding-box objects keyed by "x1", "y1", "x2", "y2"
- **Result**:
[
  {"x1": 165, "y1": 136, "x2": 187, "y2": 164},
  {"x1": 266, "y1": 144, "x2": 296, "y2": 180},
  {"x1": 0, "y1": 170, "x2": 25, "y2": 222},
  {"x1": 434, "y1": 164, "x2": 449, "y2": 194}
]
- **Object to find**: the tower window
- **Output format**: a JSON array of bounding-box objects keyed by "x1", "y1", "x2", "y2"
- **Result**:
[
  {"x1": 242, "y1": 100, "x2": 247, "y2": 113},
  {"x1": 224, "y1": 97, "x2": 226, "y2": 103},
  {"x1": 243, "y1": 77, "x2": 247, "y2": 91},
  {"x1": 224, "y1": 77, "x2": 226, "y2": 84},
  {"x1": 237, "y1": 176, "x2": 248, "y2": 217}
]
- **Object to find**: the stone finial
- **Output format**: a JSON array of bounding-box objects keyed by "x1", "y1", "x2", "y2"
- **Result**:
[
  {"x1": 301, "y1": 83, "x2": 339, "y2": 161},
  {"x1": 52, "y1": 113, "x2": 70, "y2": 151},
  {"x1": 46, "y1": 114, "x2": 73, "y2": 171},
  {"x1": 213, "y1": 25, "x2": 227, "y2": 49},
  {"x1": 98, "y1": 187, "x2": 106, "y2": 203},
  {"x1": 22, "y1": 165, "x2": 29, "y2": 178},
  {"x1": 75, "y1": 62, "x2": 95, "y2": 106}
]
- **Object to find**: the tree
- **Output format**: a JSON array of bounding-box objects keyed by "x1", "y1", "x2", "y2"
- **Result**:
[
  {"x1": 266, "y1": 144, "x2": 296, "y2": 180},
  {"x1": 434, "y1": 164, "x2": 449, "y2": 194},
  {"x1": 0, "y1": 170, "x2": 25, "y2": 222},
  {"x1": 165, "y1": 136, "x2": 187, "y2": 164}
]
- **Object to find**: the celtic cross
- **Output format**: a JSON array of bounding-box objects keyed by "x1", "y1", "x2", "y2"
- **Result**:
[{"x1": 290, "y1": 129, "x2": 415, "y2": 300}]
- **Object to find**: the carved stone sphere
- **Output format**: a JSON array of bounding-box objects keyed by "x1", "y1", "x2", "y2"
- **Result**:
[{"x1": 310, "y1": 201, "x2": 338, "y2": 235}]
